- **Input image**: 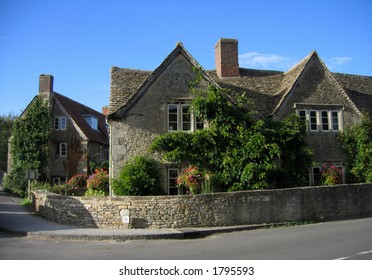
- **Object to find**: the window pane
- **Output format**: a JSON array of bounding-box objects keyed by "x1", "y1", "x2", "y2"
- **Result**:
[
  {"x1": 321, "y1": 111, "x2": 329, "y2": 131},
  {"x1": 195, "y1": 115, "x2": 204, "y2": 130},
  {"x1": 298, "y1": 110, "x2": 306, "y2": 121},
  {"x1": 168, "y1": 104, "x2": 178, "y2": 131},
  {"x1": 54, "y1": 117, "x2": 59, "y2": 130},
  {"x1": 60, "y1": 117, "x2": 66, "y2": 130},
  {"x1": 60, "y1": 143, "x2": 67, "y2": 157},
  {"x1": 313, "y1": 167, "x2": 321, "y2": 186},
  {"x1": 310, "y1": 111, "x2": 317, "y2": 131},
  {"x1": 332, "y1": 111, "x2": 339, "y2": 131},
  {"x1": 168, "y1": 169, "x2": 179, "y2": 195},
  {"x1": 182, "y1": 105, "x2": 191, "y2": 131}
]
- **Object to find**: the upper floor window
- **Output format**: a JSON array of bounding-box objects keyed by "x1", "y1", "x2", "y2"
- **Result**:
[
  {"x1": 54, "y1": 116, "x2": 66, "y2": 130},
  {"x1": 84, "y1": 115, "x2": 98, "y2": 130},
  {"x1": 59, "y1": 142, "x2": 67, "y2": 157},
  {"x1": 296, "y1": 105, "x2": 342, "y2": 132},
  {"x1": 167, "y1": 102, "x2": 204, "y2": 132}
]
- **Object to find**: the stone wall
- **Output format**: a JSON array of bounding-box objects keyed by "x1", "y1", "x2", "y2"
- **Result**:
[{"x1": 32, "y1": 183, "x2": 372, "y2": 229}]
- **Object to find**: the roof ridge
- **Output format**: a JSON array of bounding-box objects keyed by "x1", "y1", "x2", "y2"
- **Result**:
[
  {"x1": 272, "y1": 50, "x2": 316, "y2": 115},
  {"x1": 54, "y1": 92, "x2": 105, "y2": 117},
  {"x1": 110, "y1": 42, "x2": 219, "y2": 117},
  {"x1": 284, "y1": 50, "x2": 316, "y2": 75}
]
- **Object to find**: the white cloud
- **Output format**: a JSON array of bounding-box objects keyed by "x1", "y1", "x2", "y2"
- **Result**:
[
  {"x1": 239, "y1": 52, "x2": 297, "y2": 71},
  {"x1": 326, "y1": 56, "x2": 353, "y2": 70}
]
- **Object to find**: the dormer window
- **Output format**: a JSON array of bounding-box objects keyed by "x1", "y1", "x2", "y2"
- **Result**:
[{"x1": 84, "y1": 115, "x2": 98, "y2": 130}]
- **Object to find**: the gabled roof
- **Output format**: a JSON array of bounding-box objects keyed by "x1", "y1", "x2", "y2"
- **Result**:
[
  {"x1": 54, "y1": 93, "x2": 108, "y2": 144},
  {"x1": 273, "y1": 51, "x2": 362, "y2": 117},
  {"x1": 108, "y1": 42, "x2": 217, "y2": 118},
  {"x1": 109, "y1": 44, "x2": 372, "y2": 120}
]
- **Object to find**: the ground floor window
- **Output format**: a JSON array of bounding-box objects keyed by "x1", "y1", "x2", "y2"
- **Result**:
[
  {"x1": 53, "y1": 177, "x2": 67, "y2": 185},
  {"x1": 168, "y1": 168, "x2": 182, "y2": 195},
  {"x1": 306, "y1": 164, "x2": 344, "y2": 186}
]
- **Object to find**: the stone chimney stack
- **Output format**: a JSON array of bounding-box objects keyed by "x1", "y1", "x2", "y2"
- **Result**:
[
  {"x1": 39, "y1": 74, "x2": 54, "y2": 105},
  {"x1": 215, "y1": 38, "x2": 240, "y2": 78}
]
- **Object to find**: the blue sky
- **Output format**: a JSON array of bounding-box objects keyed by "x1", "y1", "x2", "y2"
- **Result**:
[{"x1": 1, "y1": 0, "x2": 371, "y2": 115}]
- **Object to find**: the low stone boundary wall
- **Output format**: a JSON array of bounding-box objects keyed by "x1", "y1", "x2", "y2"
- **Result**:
[{"x1": 32, "y1": 183, "x2": 372, "y2": 229}]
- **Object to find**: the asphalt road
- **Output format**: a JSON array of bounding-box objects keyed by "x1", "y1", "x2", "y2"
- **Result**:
[{"x1": 1, "y1": 217, "x2": 371, "y2": 260}]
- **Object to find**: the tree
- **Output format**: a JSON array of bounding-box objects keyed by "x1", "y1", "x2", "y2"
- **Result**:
[
  {"x1": 151, "y1": 85, "x2": 313, "y2": 191},
  {"x1": 0, "y1": 113, "x2": 17, "y2": 172},
  {"x1": 339, "y1": 114, "x2": 372, "y2": 182}
]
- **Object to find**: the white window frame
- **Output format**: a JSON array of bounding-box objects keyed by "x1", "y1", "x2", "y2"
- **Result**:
[
  {"x1": 321, "y1": 110, "x2": 329, "y2": 131},
  {"x1": 307, "y1": 165, "x2": 344, "y2": 186},
  {"x1": 167, "y1": 104, "x2": 179, "y2": 132},
  {"x1": 54, "y1": 116, "x2": 67, "y2": 130},
  {"x1": 331, "y1": 111, "x2": 340, "y2": 131},
  {"x1": 296, "y1": 108, "x2": 342, "y2": 132},
  {"x1": 59, "y1": 142, "x2": 67, "y2": 157},
  {"x1": 309, "y1": 110, "x2": 318, "y2": 131},
  {"x1": 167, "y1": 102, "x2": 204, "y2": 132}
]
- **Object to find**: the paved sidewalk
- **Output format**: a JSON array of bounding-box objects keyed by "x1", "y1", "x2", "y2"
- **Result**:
[{"x1": 0, "y1": 191, "x2": 275, "y2": 241}]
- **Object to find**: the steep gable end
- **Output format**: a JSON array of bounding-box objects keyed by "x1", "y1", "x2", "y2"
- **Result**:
[
  {"x1": 108, "y1": 42, "x2": 217, "y2": 119},
  {"x1": 273, "y1": 51, "x2": 362, "y2": 119}
]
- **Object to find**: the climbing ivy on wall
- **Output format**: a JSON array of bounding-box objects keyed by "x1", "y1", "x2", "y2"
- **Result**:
[
  {"x1": 9, "y1": 96, "x2": 52, "y2": 187},
  {"x1": 151, "y1": 85, "x2": 313, "y2": 191}
]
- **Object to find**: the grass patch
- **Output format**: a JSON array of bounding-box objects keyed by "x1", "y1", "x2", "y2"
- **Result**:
[{"x1": 20, "y1": 198, "x2": 32, "y2": 207}]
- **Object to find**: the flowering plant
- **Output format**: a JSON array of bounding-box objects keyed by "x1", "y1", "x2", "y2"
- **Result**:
[
  {"x1": 86, "y1": 169, "x2": 109, "y2": 196},
  {"x1": 321, "y1": 163, "x2": 342, "y2": 185},
  {"x1": 176, "y1": 166, "x2": 203, "y2": 194},
  {"x1": 67, "y1": 173, "x2": 88, "y2": 196}
]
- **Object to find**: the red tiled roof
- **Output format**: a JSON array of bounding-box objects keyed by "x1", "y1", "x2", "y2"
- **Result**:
[{"x1": 54, "y1": 92, "x2": 108, "y2": 144}]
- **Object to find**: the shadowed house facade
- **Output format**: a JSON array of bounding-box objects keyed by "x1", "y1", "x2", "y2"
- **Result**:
[
  {"x1": 8, "y1": 75, "x2": 109, "y2": 185},
  {"x1": 107, "y1": 38, "x2": 372, "y2": 194}
]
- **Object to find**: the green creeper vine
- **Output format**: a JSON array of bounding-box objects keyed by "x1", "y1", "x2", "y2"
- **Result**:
[
  {"x1": 150, "y1": 85, "x2": 313, "y2": 191},
  {"x1": 10, "y1": 96, "x2": 52, "y2": 186}
]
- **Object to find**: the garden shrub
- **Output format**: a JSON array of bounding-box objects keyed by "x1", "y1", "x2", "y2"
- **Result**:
[
  {"x1": 112, "y1": 156, "x2": 162, "y2": 196},
  {"x1": 85, "y1": 169, "x2": 109, "y2": 196},
  {"x1": 67, "y1": 174, "x2": 88, "y2": 196}
]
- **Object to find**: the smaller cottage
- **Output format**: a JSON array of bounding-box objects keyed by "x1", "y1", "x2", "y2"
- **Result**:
[{"x1": 8, "y1": 74, "x2": 109, "y2": 185}]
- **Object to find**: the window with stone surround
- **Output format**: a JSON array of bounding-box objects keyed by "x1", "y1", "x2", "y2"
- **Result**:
[
  {"x1": 295, "y1": 104, "x2": 343, "y2": 132},
  {"x1": 167, "y1": 102, "x2": 204, "y2": 132}
]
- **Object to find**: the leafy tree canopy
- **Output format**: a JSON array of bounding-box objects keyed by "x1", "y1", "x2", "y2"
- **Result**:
[
  {"x1": 340, "y1": 114, "x2": 372, "y2": 183},
  {"x1": 0, "y1": 113, "x2": 17, "y2": 172}
]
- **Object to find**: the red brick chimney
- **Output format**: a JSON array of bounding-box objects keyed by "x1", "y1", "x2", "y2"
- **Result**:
[{"x1": 215, "y1": 38, "x2": 240, "y2": 78}]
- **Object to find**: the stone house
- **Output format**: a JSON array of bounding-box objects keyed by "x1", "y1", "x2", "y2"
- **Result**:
[
  {"x1": 107, "y1": 38, "x2": 372, "y2": 194},
  {"x1": 9, "y1": 74, "x2": 109, "y2": 185}
]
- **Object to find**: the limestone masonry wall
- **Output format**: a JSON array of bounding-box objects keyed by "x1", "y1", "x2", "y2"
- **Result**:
[{"x1": 32, "y1": 183, "x2": 372, "y2": 229}]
